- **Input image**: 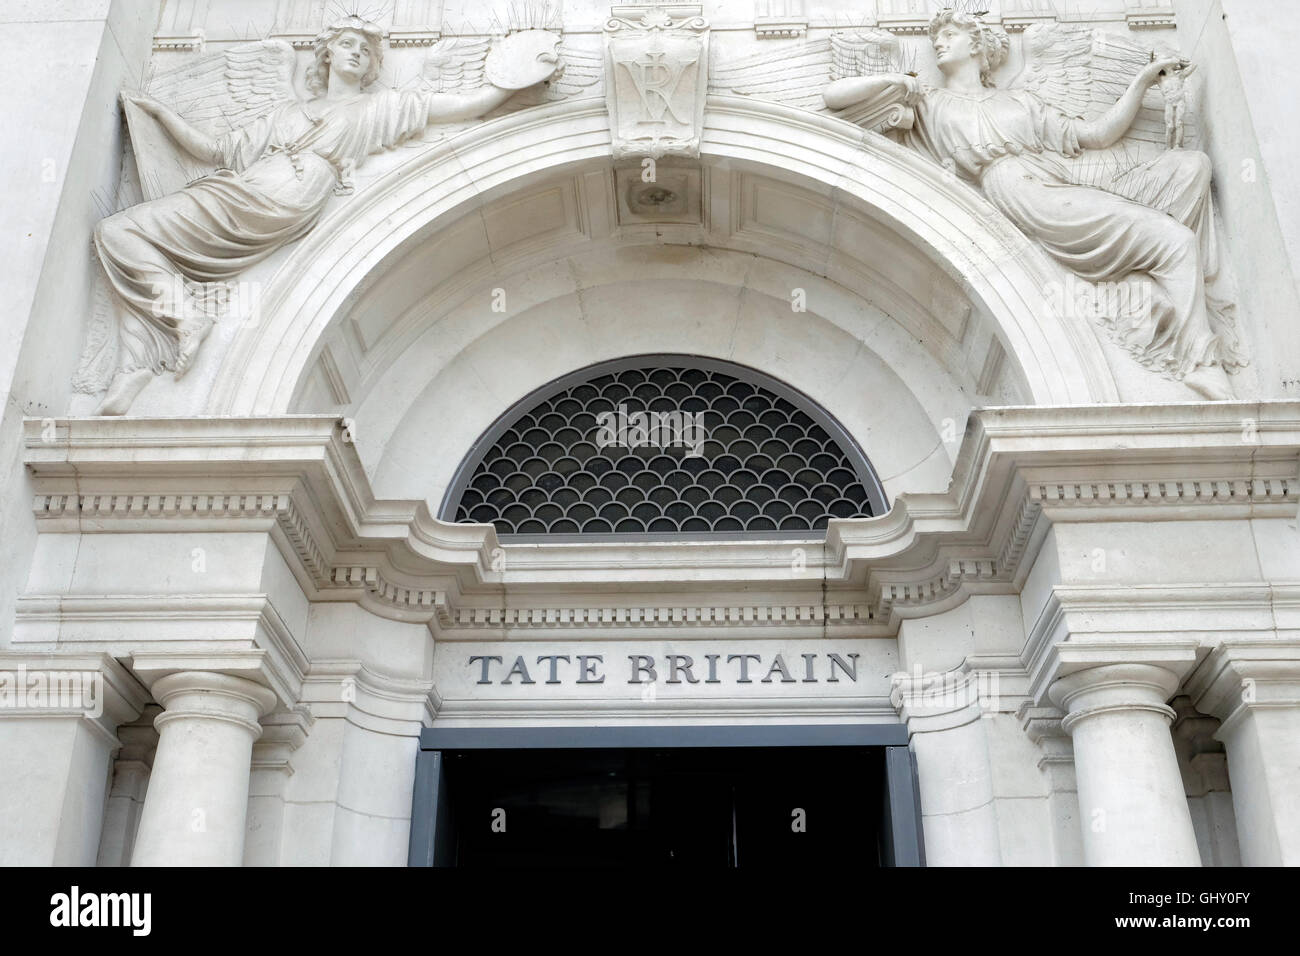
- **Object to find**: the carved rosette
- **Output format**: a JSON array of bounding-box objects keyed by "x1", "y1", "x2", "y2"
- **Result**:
[{"x1": 603, "y1": 4, "x2": 710, "y2": 160}]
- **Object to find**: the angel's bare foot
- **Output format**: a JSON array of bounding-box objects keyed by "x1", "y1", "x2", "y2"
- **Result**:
[
  {"x1": 95, "y1": 368, "x2": 153, "y2": 415},
  {"x1": 1183, "y1": 364, "x2": 1233, "y2": 401},
  {"x1": 174, "y1": 317, "x2": 213, "y2": 379}
]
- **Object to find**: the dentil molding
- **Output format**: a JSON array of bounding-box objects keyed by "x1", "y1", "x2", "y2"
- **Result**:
[{"x1": 20, "y1": 403, "x2": 1300, "y2": 640}]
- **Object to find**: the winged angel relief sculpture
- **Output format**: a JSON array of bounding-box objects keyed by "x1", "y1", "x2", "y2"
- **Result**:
[
  {"x1": 715, "y1": 9, "x2": 1245, "y2": 399},
  {"x1": 77, "y1": 16, "x2": 598, "y2": 415}
]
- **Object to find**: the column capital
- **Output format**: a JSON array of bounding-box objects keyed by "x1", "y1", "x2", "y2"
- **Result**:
[
  {"x1": 1017, "y1": 702, "x2": 1068, "y2": 743},
  {"x1": 115, "y1": 705, "x2": 162, "y2": 765},
  {"x1": 1170, "y1": 697, "x2": 1231, "y2": 796},
  {"x1": 300, "y1": 659, "x2": 438, "y2": 735},
  {"x1": 1048, "y1": 662, "x2": 1183, "y2": 734},
  {"x1": 149, "y1": 671, "x2": 278, "y2": 737},
  {"x1": 890, "y1": 666, "x2": 987, "y2": 733},
  {"x1": 1029, "y1": 636, "x2": 1200, "y2": 706},
  {"x1": 251, "y1": 706, "x2": 313, "y2": 776},
  {"x1": 130, "y1": 650, "x2": 292, "y2": 711},
  {"x1": 1017, "y1": 702, "x2": 1075, "y2": 788},
  {"x1": 1184, "y1": 639, "x2": 1300, "y2": 728}
]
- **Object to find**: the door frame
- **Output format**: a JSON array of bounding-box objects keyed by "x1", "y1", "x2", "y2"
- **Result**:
[{"x1": 407, "y1": 724, "x2": 924, "y2": 867}]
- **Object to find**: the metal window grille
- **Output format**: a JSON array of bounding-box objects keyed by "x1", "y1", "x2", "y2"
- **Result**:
[{"x1": 442, "y1": 356, "x2": 887, "y2": 539}]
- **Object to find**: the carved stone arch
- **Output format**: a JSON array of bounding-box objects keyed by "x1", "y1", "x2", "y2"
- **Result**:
[
  {"x1": 207, "y1": 95, "x2": 1119, "y2": 417},
  {"x1": 360, "y1": 252, "x2": 973, "y2": 505}
]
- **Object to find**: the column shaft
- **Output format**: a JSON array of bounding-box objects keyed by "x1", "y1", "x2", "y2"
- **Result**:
[
  {"x1": 1051, "y1": 664, "x2": 1201, "y2": 866},
  {"x1": 131, "y1": 672, "x2": 276, "y2": 867},
  {"x1": 1188, "y1": 642, "x2": 1300, "y2": 866}
]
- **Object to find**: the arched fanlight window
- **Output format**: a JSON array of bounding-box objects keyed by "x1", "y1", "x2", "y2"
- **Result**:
[{"x1": 441, "y1": 356, "x2": 887, "y2": 539}]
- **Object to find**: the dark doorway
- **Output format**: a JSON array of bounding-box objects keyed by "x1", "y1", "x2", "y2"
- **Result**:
[
  {"x1": 409, "y1": 725, "x2": 924, "y2": 867},
  {"x1": 444, "y1": 746, "x2": 883, "y2": 867}
]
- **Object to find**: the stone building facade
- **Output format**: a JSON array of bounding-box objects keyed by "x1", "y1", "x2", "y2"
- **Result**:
[{"x1": 1, "y1": 0, "x2": 1297, "y2": 866}]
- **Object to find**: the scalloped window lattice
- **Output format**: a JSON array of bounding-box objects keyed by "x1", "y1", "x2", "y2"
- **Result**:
[{"x1": 446, "y1": 359, "x2": 886, "y2": 538}]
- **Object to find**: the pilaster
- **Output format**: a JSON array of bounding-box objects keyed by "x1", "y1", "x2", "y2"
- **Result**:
[
  {"x1": 1170, "y1": 696, "x2": 1240, "y2": 867},
  {"x1": 296, "y1": 660, "x2": 438, "y2": 866},
  {"x1": 244, "y1": 706, "x2": 313, "y2": 867},
  {"x1": 1186, "y1": 639, "x2": 1300, "y2": 865},
  {"x1": 96, "y1": 705, "x2": 160, "y2": 867},
  {"x1": 891, "y1": 667, "x2": 1002, "y2": 865},
  {"x1": 0, "y1": 652, "x2": 150, "y2": 865},
  {"x1": 1019, "y1": 704, "x2": 1083, "y2": 866}
]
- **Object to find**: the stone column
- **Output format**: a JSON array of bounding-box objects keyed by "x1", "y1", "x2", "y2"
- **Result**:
[
  {"x1": 892, "y1": 668, "x2": 1003, "y2": 866},
  {"x1": 1049, "y1": 663, "x2": 1201, "y2": 866},
  {"x1": 1188, "y1": 640, "x2": 1300, "y2": 866},
  {"x1": 131, "y1": 672, "x2": 277, "y2": 867}
]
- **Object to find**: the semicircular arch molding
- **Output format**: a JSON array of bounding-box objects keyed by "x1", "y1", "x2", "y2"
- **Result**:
[
  {"x1": 365, "y1": 268, "x2": 978, "y2": 506},
  {"x1": 206, "y1": 95, "x2": 1119, "y2": 419}
]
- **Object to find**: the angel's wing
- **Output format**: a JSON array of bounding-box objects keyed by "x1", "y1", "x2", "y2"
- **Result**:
[
  {"x1": 711, "y1": 30, "x2": 907, "y2": 129},
  {"x1": 1014, "y1": 23, "x2": 1196, "y2": 149},
  {"x1": 414, "y1": 36, "x2": 491, "y2": 92},
  {"x1": 831, "y1": 29, "x2": 904, "y2": 81},
  {"x1": 127, "y1": 40, "x2": 297, "y2": 199},
  {"x1": 711, "y1": 37, "x2": 836, "y2": 112},
  {"x1": 153, "y1": 40, "x2": 296, "y2": 135}
]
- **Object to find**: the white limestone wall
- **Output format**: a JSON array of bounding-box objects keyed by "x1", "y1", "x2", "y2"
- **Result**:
[
  {"x1": 0, "y1": 716, "x2": 116, "y2": 865},
  {"x1": 0, "y1": 0, "x2": 159, "y2": 645},
  {"x1": 5, "y1": 0, "x2": 1300, "y2": 870},
  {"x1": 1174, "y1": 0, "x2": 1300, "y2": 399}
]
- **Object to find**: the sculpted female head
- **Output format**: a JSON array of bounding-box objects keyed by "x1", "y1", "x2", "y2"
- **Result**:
[
  {"x1": 929, "y1": 9, "x2": 1010, "y2": 87},
  {"x1": 307, "y1": 15, "x2": 385, "y2": 94}
]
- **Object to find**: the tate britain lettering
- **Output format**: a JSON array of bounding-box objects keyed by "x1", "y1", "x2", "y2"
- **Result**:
[
  {"x1": 468, "y1": 652, "x2": 862, "y2": 684},
  {"x1": 2, "y1": 0, "x2": 1299, "y2": 874}
]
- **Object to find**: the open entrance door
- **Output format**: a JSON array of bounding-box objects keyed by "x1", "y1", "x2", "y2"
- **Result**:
[{"x1": 409, "y1": 725, "x2": 923, "y2": 867}]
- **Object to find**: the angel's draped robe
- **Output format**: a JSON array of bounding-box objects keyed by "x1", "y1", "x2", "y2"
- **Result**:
[
  {"x1": 894, "y1": 81, "x2": 1243, "y2": 378},
  {"x1": 93, "y1": 90, "x2": 440, "y2": 375}
]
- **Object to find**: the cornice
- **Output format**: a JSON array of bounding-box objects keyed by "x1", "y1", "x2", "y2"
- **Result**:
[{"x1": 22, "y1": 403, "x2": 1300, "y2": 634}]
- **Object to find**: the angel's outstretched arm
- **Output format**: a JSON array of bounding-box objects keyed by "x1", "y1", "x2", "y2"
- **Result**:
[
  {"x1": 128, "y1": 95, "x2": 222, "y2": 165},
  {"x1": 421, "y1": 85, "x2": 516, "y2": 125},
  {"x1": 824, "y1": 73, "x2": 916, "y2": 112},
  {"x1": 1076, "y1": 56, "x2": 1186, "y2": 150}
]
